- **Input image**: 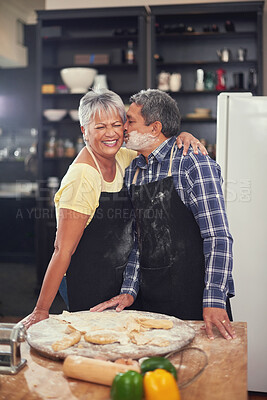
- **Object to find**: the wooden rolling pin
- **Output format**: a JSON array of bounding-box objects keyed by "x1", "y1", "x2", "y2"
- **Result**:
[{"x1": 63, "y1": 355, "x2": 140, "y2": 386}]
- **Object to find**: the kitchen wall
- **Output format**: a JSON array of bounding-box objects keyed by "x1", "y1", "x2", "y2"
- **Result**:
[{"x1": 44, "y1": 0, "x2": 267, "y2": 95}]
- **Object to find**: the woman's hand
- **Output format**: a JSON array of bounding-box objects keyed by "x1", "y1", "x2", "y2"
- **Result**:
[
  {"x1": 21, "y1": 307, "x2": 49, "y2": 330},
  {"x1": 90, "y1": 294, "x2": 134, "y2": 312},
  {"x1": 177, "y1": 131, "x2": 208, "y2": 156}
]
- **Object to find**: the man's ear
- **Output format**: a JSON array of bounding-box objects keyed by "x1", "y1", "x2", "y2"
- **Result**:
[
  {"x1": 81, "y1": 126, "x2": 85, "y2": 135},
  {"x1": 151, "y1": 121, "x2": 162, "y2": 136}
]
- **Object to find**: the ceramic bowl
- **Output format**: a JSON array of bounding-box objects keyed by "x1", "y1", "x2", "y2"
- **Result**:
[
  {"x1": 60, "y1": 67, "x2": 97, "y2": 93},
  {"x1": 194, "y1": 108, "x2": 211, "y2": 116},
  {"x1": 69, "y1": 109, "x2": 79, "y2": 121},
  {"x1": 43, "y1": 109, "x2": 67, "y2": 121}
]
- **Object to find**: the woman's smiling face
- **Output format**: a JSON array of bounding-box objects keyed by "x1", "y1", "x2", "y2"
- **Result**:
[{"x1": 84, "y1": 109, "x2": 124, "y2": 158}]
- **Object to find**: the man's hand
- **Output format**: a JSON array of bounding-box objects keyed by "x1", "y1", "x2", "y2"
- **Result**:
[
  {"x1": 21, "y1": 307, "x2": 49, "y2": 330},
  {"x1": 203, "y1": 307, "x2": 237, "y2": 340},
  {"x1": 90, "y1": 294, "x2": 134, "y2": 312},
  {"x1": 177, "y1": 132, "x2": 208, "y2": 156}
]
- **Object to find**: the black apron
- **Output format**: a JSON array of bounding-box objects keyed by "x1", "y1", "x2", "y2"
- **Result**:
[
  {"x1": 130, "y1": 143, "x2": 206, "y2": 320},
  {"x1": 66, "y1": 149, "x2": 134, "y2": 312}
]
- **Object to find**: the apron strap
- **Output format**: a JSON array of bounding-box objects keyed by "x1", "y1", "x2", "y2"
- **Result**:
[
  {"x1": 132, "y1": 167, "x2": 140, "y2": 185},
  {"x1": 86, "y1": 146, "x2": 124, "y2": 189},
  {"x1": 132, "y1": 141, "x2": 177, "y2": 185},
  {"x1": 86, "y1": 146, "x2": 104, "y2": 181}
]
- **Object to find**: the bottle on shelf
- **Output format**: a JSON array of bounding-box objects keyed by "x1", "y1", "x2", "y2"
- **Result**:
[
  {"x1": 44, "y1": 129, "x2": 57, "y2": 158},
  {"x1": 204, "y1": 71, "x2": 216, "y2": 91},
  {"x1": 216, "y1": 69, "x2": 226, "y2": 91},
  {"x1": 125, "y1": 41, "x2": 134, "y2": 64},
  {"x1": 64, "y1": 139, "x2": 76, "y2": 158},
  {"x1": 56, "y1": 139, "x2": 64, "y2": 158},
  {"x1": 195, "y1": 69, "x2": 205, "y2": 91}
]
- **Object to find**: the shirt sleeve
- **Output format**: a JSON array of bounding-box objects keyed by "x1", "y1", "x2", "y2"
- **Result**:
[
  {"x1": 55, "y1": 164, "x2": 101, "y2": 221},
  {"x1": 182, "y1": 154, "x2": 234, "y2": 310},
  {"x1": 120, "y1": 230, "x2": 140, "y2": 299}
]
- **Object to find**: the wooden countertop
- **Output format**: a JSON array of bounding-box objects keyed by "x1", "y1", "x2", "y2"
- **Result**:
[{"x1": 0, "y1": 321, "x2": 247, "y2": 400}]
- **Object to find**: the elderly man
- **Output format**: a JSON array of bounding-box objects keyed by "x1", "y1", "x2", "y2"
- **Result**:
[{"x1": 92, "y1": 89, "x2": 235, "y2": 340}]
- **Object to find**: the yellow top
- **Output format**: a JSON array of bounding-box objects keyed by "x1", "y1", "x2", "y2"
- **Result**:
[{"x1": 54, "y1": 147, "x2": 137, "y2": 226}]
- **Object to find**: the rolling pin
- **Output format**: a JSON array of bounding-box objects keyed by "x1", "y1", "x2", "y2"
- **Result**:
[{"x1": 63, "y1": 355, "x2": 140, "y2": 386}]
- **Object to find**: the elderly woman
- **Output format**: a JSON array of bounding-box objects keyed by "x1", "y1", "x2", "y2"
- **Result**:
[{"x1": 23, "y1": 89, "x2": 205, "y2": 328}]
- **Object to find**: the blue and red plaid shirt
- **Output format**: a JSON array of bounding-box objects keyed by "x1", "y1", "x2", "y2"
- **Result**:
[{"x1": 120, "y1": 135, "x2": 235, "y2": 310}]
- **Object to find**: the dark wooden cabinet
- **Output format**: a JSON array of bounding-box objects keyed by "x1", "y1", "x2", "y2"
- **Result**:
[
  {"x1": 150, "y1": 2, "x2": 263, "y2": 147},
  {"x1": 36, "y1": 7, "x2": 147, "y2": 183}
]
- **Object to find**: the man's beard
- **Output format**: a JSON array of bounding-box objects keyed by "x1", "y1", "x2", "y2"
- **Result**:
[{"x1": 125, "y1": 130, "x2": 157, "y2": 151}]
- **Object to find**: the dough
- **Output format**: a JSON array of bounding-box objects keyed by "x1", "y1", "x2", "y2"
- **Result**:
[
  {"x1": 128, "y1": 331, "x2": 170, "y2": 347},
  {"x1": 52, "y1": 329, "x2": 81, "y2": 351},
  {"x1": 84, "y1": 330, "x2": 120, "y2": 345},
  {"x1": 137, "y1": 318, "x2": 173, "y2": 330}
]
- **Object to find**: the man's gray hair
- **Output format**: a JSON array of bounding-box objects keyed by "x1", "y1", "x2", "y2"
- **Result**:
[
  {"x1": 130, "y1": 89, "x2": 181, "y2": 137},
  {"x1": 78, "y1": 88, "x2": 126, "y2": 127}
]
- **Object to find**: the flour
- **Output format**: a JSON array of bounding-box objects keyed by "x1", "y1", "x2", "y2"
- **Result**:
[{"x1": 125, "y1": 130, "x2": 158, "y2": 151}]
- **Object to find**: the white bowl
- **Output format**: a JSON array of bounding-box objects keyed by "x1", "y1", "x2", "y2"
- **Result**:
[
  {"x1": 43, "y1": 109, "x2": 67, "y2": 121},
  {"x1": 69, "y1": 109, "x2": 79, "y2": 121},
  {"x1": 60, "y1": 67, "x2": 97, "y2": 94}
]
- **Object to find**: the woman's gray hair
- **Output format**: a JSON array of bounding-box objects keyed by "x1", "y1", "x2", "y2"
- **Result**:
[
  {"x1": 130, "y1": 89, "x2": 181, "y2": 137},
  {"x1": 78, "y1": 88, "x2": 126, "y2": 127}
]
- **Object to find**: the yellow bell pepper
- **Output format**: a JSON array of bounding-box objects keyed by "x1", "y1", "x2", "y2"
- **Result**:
[{"x1": 143, "y1": 368, "x2": 181, "y2": 400}]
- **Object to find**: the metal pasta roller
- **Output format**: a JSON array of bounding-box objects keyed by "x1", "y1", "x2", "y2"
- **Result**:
[{"x1": 0, "y1": 322, "x2": 27, "y2": 374}]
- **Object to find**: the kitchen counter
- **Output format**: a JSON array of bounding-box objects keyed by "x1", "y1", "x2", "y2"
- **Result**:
[{"x1": 0, "y1": 321, "x2": 247, "y2": 400}]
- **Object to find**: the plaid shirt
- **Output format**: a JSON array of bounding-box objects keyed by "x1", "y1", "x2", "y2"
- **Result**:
[{"x1": 121, "y1": 135, "x2": 235, "y2": 309}]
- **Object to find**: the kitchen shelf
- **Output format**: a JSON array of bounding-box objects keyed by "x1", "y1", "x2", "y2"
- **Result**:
[
  {"x1": 42, "y1": 90, "x2": 139, "y2": 97},
  {"x1": 43, "y1": 63, "x2": 138, "y2": 70},
  {"x1": 167, "y1": 90, "x2": 250, "y2": 95},
  {"x1": 42, "y1": 34, "x2": 138, "y2": 43},
  {"x1": 156, "y1": 60, "x2": 257, "y2": 68},
  {"x1": 182, "y1": 117, "x2": 217, "y2": 122},
  {"x1": 156, "y1": 31, "x2": 257, "y2": 40}
]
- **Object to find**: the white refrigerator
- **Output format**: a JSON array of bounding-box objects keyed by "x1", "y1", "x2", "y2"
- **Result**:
[{"x1": 216, "y1": 92, "x2": 267, "y2": 392}]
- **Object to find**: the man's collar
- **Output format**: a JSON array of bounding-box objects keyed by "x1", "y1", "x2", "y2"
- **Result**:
[
  {"x1": 149, "y1": 135, "x2": 177, "y2": 162},
  {"x1": 134, "y1": 135, "x2": 178, "y2": 168}
]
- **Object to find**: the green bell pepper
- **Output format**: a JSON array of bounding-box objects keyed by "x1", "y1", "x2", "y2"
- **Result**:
[
  {"x1": 140, "y1": 356, "x2": 177, "y2": 380},
  {"x1": 110, "y1": 370, "x2": 143, "y2": 400}
]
